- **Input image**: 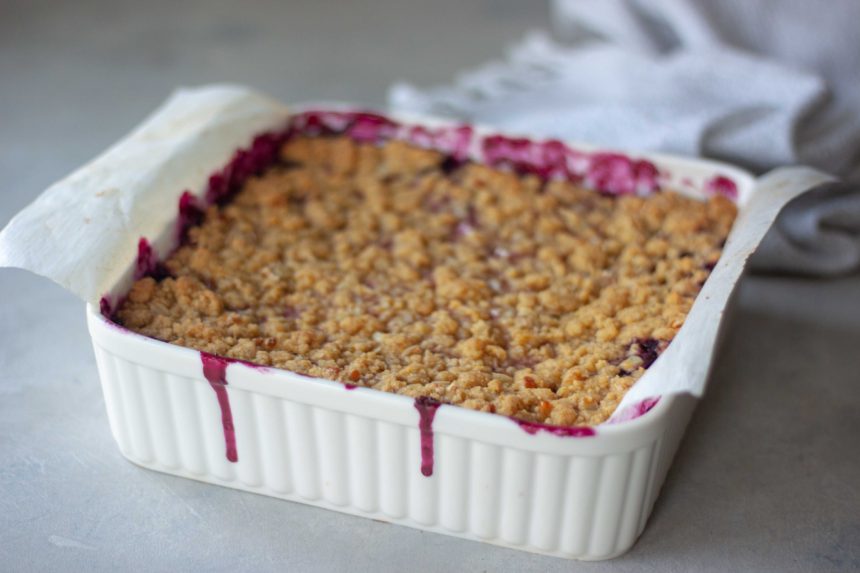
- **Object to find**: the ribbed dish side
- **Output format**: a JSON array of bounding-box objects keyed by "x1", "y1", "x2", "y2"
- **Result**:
[{"x1": 92, "y1": 343, "x2": 674, "y2": 561}]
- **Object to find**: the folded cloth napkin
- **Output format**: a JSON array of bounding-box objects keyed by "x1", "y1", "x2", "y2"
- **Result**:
[{"x1": 389, "y1": 0, "x2": 860, "y2": 276}]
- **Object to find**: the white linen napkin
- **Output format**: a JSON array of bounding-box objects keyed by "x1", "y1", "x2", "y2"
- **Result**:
[{"x1": 389, "y1": 0, "x2": 860, "y2": 275}]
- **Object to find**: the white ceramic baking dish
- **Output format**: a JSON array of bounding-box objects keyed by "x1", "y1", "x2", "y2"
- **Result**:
[{"x1": 83, "y1": 104, "x2": 761, "y2": 561}]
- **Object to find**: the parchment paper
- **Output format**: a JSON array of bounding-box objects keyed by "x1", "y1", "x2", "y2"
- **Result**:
[
  {"x1": 0, "y1": 84, "x2": 832, "y2": 421},
  {"x1": 614, "y1": 166, "x2": 831, "y2": 417}
]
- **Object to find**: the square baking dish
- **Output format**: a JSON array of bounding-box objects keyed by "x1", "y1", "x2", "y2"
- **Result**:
[{"x1": 80, "y1": 102, "x2": 759, "y2": 561}]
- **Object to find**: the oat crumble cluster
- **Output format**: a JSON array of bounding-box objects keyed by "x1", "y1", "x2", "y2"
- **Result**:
[{"x1": 116, "y1": 135, "x2": 737, "y2": 426}]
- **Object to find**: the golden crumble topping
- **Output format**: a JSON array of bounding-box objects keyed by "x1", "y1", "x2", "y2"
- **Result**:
[{"x1": 116, "y1": 135, "x2": 737, "y2": 426}]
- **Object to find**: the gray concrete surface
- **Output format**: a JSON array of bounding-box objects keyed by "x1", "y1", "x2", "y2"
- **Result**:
[{"x1": 1, "y1": 1, "x2": 858, "y2": 571}]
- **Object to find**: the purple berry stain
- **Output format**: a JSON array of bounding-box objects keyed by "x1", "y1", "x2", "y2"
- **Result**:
[
  {"x1": 204, "y1": 131, "x2": 284, "y2": 205},
  {"x1": 347, "y1": 112, "x2": 399, "y2": 143},
  {"x1": 177, "y1": 191, "x2": 205, "y2": 242},
  {"x1": 513, "y1": 418, "x2": 596, "y2": 437},
  {"x1": 480, "y1": 132, "x2": 658, "y2": 194},
  {"x1": 135, "y1": 238, "x2": 170, "y2": 280},
  {"x1": 634, "y1": 338, "x2": 662, "y2": 369},
  {"x1": 631, "y1": 396, "x2": 660, "y2": 418},
  {"x1": 414, "y1": 396, "x2": 442, "y2": 477},
  {"x1": 439, "y1": 155, "x2": 464, "y2": 174},
  {"x1": 609, "y1": 396, "x2": 661, "y2": 423},
  {"x1": 99, "y1": 295, "x2": 113, "y2": 318},
  {"x1": 407, "y1": 124, "x2": 473, "y2": 160},
  {"x1": 135, "y1": 238, "x2": 157, "y2": 279},
  {"x1": 587, "y1": 153, "x2": 659, "y2": 196},
  {"x1": 200, "y1": 352, "x2": 239, "y2": 463},
  {"x1": 705, "y1": 175, "x2": 738, "y2": 200}
]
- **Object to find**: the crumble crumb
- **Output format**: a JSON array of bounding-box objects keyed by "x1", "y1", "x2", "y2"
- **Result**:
[{"x1": 116, "y1": 135, "x2": 736, "y2": 426}]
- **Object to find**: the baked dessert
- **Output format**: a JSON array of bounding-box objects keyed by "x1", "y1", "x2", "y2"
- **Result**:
[{"x1": 115, "y1": 133, "x2": 736, "y2": 427}]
